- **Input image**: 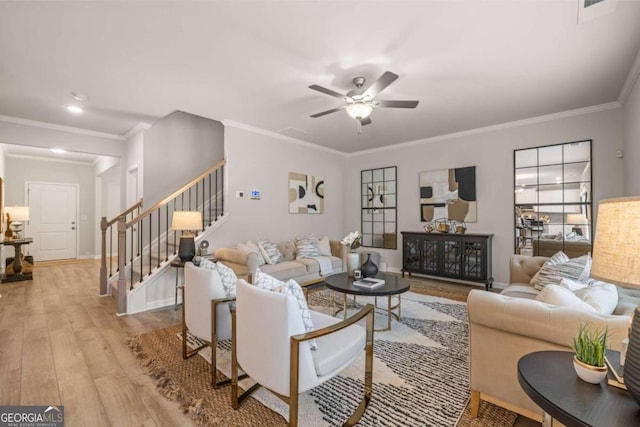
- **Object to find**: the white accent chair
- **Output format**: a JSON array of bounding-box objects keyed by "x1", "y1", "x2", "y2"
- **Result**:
[
  {"x1": 182, "y1": 262, "x2": 237, "y2": 388},
  {"x1": 231, "y1": 279, "x2": 374, "y2": 427}
]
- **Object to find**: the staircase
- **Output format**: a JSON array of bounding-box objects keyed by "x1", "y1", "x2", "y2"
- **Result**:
[{"x1": 99, "y1": 159, "x2": 225, "y2": 314}]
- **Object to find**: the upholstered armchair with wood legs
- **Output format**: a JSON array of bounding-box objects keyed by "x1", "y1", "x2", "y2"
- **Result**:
[
  {"x1": 182, "y1": 262, "x2": 237, "y2": 388},
  {"x1": 231, "y1": 279, "x2": 374, "y2": 427}
]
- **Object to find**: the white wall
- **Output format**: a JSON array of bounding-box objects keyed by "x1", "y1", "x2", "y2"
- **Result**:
[
  {"x1": 211, "y1": 125, "x2": 347, "y2": 250},
  {"x1": 624, "y1": 75, "x2": 640, "y2": 195},
  {"x1": 347, "y1": 107, "x2": 625, "y2": 284},
  {"x1": 143, "y1": 111, "x2": 224, "y2": 207},
  {"x1": 124, "y1": 128, "x2": 144, "y2": 208},
  {"x1": 0, "y1": 144, "x2": 6, "y2": 179},
  {"x1": 5, "y1": 157, "x2": 97, "y2": 257}
]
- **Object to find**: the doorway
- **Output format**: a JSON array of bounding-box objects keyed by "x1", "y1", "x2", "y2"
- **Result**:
[{"x1": 26, "y1": 182, "x2": 78, "y2": 261}]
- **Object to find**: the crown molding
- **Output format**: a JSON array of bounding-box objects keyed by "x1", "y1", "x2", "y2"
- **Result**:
[
  {"x1": 6, "y1": 152, "x2": 96, "y2": 166},
  {"x1": 348, "y1": 101, "x2": 622, "y2": 157},
  {"x1": 122, "y1": 122, "x2": 152, "y2": 140},
  {"x1": 222, "y1": 119, "x2": 346, "y2": 156},
  {"x1": 618, "y1": 47, "x2": 640, "y2": 105},
  {"x1": 0, "y1": 114, "x2": 125, "y2": 141}
]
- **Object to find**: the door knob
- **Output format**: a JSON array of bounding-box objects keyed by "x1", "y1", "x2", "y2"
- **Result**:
[{"x1": 71, "y1": 226, "x2": 76, "y2": 230}]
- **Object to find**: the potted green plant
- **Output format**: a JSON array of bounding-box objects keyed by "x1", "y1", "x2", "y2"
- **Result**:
[{"x1": 571, "y1": 322, "x2": 609, "y2": 384}]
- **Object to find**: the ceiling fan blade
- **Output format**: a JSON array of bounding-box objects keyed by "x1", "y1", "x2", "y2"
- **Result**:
[
  {"x1": 309, "y1": 84, "x2": 347, "y2": 99},
  {"x1": 363, "y1": 71, "x2": 399, "y2": 98},
  {"x1": 375, "y1": 100, "x2": 419, "y2": 108},
  {"x1": 361, "y1": 116, "x2": 372, "y2": 126},
  {"x1": 310, "y1": 105, "x2": 346, "y2": 118}
]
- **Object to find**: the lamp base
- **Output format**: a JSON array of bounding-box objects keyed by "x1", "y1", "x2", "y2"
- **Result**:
[
  {"x1": 624, "y1": 308, "x2": 640, "y2": 406},
  {"x1": 178, "y1": 236, "x2": 196, "y2": 262}
]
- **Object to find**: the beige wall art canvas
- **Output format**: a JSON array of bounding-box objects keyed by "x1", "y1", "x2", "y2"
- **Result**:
[
  {"x1": 289, "y1": 172, "x2": 324, "y2": 214},
  {"x1": 419, "y1": 166, "x2": 477, "y2": 222}
]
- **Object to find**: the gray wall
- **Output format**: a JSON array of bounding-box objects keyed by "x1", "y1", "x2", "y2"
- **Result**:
[
  {"x1": 211, "y1": 125, "x2": 347, "y2": 250},
  {"x1": 624, "y1": 76, "x2": 640, "y2": 195},
  {"x1": 5, "y1": 157, "x2": 96, "y2": 257},
  {"x1": 143, "y1": 111, "x2": 224, "y2": 207},
  {"x1": 346, "y1": 107, "x2": 625, "y2": 284}
]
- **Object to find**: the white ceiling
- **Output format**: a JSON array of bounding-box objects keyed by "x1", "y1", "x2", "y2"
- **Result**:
[{"x1": 1, "y1": 1, "x2": 639, "y2": 154}]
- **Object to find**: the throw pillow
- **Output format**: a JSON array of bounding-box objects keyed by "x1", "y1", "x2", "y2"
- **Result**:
[
  {"x1": 295, "y1": 236, "x2": 320, "y2": 260},
  {"x1": 258, "y1": 240, "x2": 283, "y2": 264},
  {"x1": 216, "y1": 261, "x2": 237, "y2": 298},
  {"x1": 254, "y1": 268, "x2": 317, "y2": 350},
  {"x1": 530, "y1": 251, "x2": 570, "y2": 286},
  {"x1": 533, "y1": 254, "x2": 591, "y2": 291},
  {"x1": 558, "y1": 277, "x2": 588, "y2": 292},
  {"x1": 199, "y1": 257, "x2": 216, "y2": 270},
  {"x1": 317, "y1": 236, "x2": 332, "y2": 256},
  {"x1": 237, "y1": 241, "x2": 266, "y2": 266},
  {"x1": 575, "y1": 281, "x2": 619, "y2": 315},
  {"x1": 535, "y1": 284, "x2": 596, "y2": 312}
]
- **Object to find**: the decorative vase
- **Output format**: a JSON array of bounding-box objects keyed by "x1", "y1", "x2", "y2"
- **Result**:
[
  {"x1": 623, "y1": 308, "x2": 640, "y2": 405},
  {"x1": 361, "y1": 253, "x2": 378, "y2": 278},
  {"x1": 573, "y1": 356, "x2": 608, "y2": 384},
  {"x1": 346, "y1": 252, "x2": 359, "y2": 277}
]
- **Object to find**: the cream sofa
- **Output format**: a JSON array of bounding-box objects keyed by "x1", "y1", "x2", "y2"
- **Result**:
[
  {"x1": 468, "y1": 254, "x2": 640, "y2": 421},
  {"x1": 214, "y1": 239, "x2": 345, "y2": 284}
]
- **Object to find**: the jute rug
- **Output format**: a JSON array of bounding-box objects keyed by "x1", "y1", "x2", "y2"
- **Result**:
[{"x1": 128, "y1": 289, "x2": 516, "y2": 426}]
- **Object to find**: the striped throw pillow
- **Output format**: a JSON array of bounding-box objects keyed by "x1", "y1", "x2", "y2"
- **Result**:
[
  {"x1": 258, "y1": 240, "x2": 283, "y2": 264},
  {"x1": 530, "y1": 251, "x2": 569, "y2": 286},
  {"x1": 295, "y1": 236, "x2": 320, "y2": 260},
  {"x1": 533, "y1": 254, "x2": 592, "y2": 291}
]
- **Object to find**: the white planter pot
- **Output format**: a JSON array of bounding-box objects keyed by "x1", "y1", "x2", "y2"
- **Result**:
[
  {"x1": 573, "y1": 357, "x2": 608, "y2": 384},
  {"x1": 346, "y1": 252, "x2": 360, "y2": 277}
]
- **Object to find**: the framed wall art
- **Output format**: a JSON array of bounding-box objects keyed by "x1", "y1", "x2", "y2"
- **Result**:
[
  {"x1": 419, "y1": 166, "x2": 477, "y2": 223},
  {"x1": 288, "y1": 172, "x2": 324, "y2": 214}
]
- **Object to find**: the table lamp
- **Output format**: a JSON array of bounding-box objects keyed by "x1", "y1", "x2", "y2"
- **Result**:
[
  {"x1": 591, "y1": 197, "x2": 640, "y2": 406},
  {"x1": 567, "y1": 213, "x2": 588, "y2": 236},
  {"x1": 5, "y1": 206, "x2": 29, "y2": 239},
  {"x1": 171, "y1": 211, "x2": 202, "y2": 262}
]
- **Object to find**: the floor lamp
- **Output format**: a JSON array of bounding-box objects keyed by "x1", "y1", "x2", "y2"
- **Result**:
[
  {"x1": 591, "y1": 197, "x2": 640, "y2": 406},
  {"x1": 171, "y1": 211, "x2": 202, "y2": 262}
]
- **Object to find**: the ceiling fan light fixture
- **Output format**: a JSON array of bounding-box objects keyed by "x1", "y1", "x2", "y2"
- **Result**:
[{"x1": 346, "y1": 102, "x2": 373, "y2": 119}]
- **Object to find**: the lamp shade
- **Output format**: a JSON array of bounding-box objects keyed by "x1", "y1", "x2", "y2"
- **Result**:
[
  {"x1": 5, "y1": 206, "x2": 29, "y2": 221},
  {"x1": 566, "y1": 213, "x2": 588, "y2": 225},
  {"x1": 346, "y1": 102, "x2": 373, "y2": 119},
  {"x1": 591, "y1": 197, "x2": 640, "y2": 288},
  {"x1": 171, "y1": 211, "x2": 202, "y2": 231}
]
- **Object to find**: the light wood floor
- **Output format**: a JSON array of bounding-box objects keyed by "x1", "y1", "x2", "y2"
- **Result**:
[
  {"x1": 0, "y1": 260, "x2": 186, "y2": 427},
  {"x1": 0, "y1": 262, "x2": 539, "y2": 427}
]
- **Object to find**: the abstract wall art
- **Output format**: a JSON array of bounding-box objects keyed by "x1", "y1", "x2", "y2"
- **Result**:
[
  {"x1": 419, "y1": 166, "x2": 477, "y2": 222},
  {"x1": 288, "y1": 172, "x2": 324, "y2": 214}
]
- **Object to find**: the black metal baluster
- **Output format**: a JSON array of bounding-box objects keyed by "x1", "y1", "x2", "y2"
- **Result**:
[
  {"x1": 208, "y1": 173, "x2": 212, "y2": 225},
  {"x1": 215, "y1": 168, "x2": 219, "y2": 220},
  {"x1": 173, "y1": 199, "x2": 177, "y2": 254},
  {"x1": 221, "y1": 165, "x2": 224, "y2": 216},
  {"x1": 148, "y1": 213, "x2": 152, "y2": 275},
  {"x1": 165, "y1": 204, "x2": 169, "y2": 261}
]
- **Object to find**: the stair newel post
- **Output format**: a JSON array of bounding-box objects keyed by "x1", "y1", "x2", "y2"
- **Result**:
[
  {"x1": 117, "y1": 216, "x2": 127, "y2": 315},
  {"x1": 100, "y1": 216, "x2": 108, "y2": 296}
]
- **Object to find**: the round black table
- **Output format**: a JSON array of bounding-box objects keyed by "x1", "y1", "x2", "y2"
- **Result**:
[
  {"x1": 518, "y1": 350, "x2": 640, "y2": 427},
  {"x1": 324, "y1": 272, "x2": 410, "y2": 331}
]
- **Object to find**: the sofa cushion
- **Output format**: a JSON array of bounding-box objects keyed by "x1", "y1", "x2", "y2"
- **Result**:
[
  {"x1": 533, "y1": 254, "x2": 591, "y2": 291},
  {"x1": 500, "y1": 283, "x2": 539, "y2": 299},
  {"x1": 278, "y1": 241, "x2": 296, "y2": 262},
  {"x1": 259, "y1": 261, "x2": 308, "y2": 280},
  {"x1": 296, "y1": 256, "x2": 343, "y2": 274},
  {"x1": 258, "y1": 240, "x2": 283, "y2": 264}
]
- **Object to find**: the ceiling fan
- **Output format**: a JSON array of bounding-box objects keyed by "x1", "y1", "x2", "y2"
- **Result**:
[{"x1": 309, "y1": 71, "x2": 419, "y2": 134}]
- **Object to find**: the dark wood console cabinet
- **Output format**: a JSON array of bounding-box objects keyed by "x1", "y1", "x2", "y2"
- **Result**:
[{"x1": 401, "y1": 231, "x2": 493, "y2": 290}]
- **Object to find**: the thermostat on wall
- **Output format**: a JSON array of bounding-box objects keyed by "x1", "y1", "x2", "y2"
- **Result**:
[{"x1": 250, "y1": 190, "x2": 261, "y2": 200}]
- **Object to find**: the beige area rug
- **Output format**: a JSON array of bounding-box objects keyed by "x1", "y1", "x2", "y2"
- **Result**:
[{"x1": 128, "y1": 290, "x2": 516, "y2": 426}]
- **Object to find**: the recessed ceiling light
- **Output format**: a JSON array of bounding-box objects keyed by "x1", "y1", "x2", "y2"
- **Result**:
[
  {"x1": 71, "y1": 91, "x2": 88, "y2": 101},
  {"x1": 50, "y1": 148, "x2": 66, "y2": 154},
  {"x1": 67, "y1": 105, "x2": 83, "y2": 114}
]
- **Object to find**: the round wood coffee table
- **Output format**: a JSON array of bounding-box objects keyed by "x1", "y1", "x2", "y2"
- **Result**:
[{"x1": 324, "y1": 272, "x2": 410, "y2": 331}]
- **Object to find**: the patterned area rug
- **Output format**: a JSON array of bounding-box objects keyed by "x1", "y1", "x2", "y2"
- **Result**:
[{"x1": 128, "y1": 290, "x2": 517, "y2": 426}]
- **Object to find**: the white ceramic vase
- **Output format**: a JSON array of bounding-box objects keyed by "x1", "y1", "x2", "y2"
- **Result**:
[
  {"x1": 573, "y1": 357, "x2": 608, "y2": 384},
  {"x1": 346, "y1": 252, "x2": 360, "y2": 277}
]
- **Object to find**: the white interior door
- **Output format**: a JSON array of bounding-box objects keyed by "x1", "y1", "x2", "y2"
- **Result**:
[{"x1": 27, "y1": 182, "x2": 78, "y2": 261}]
